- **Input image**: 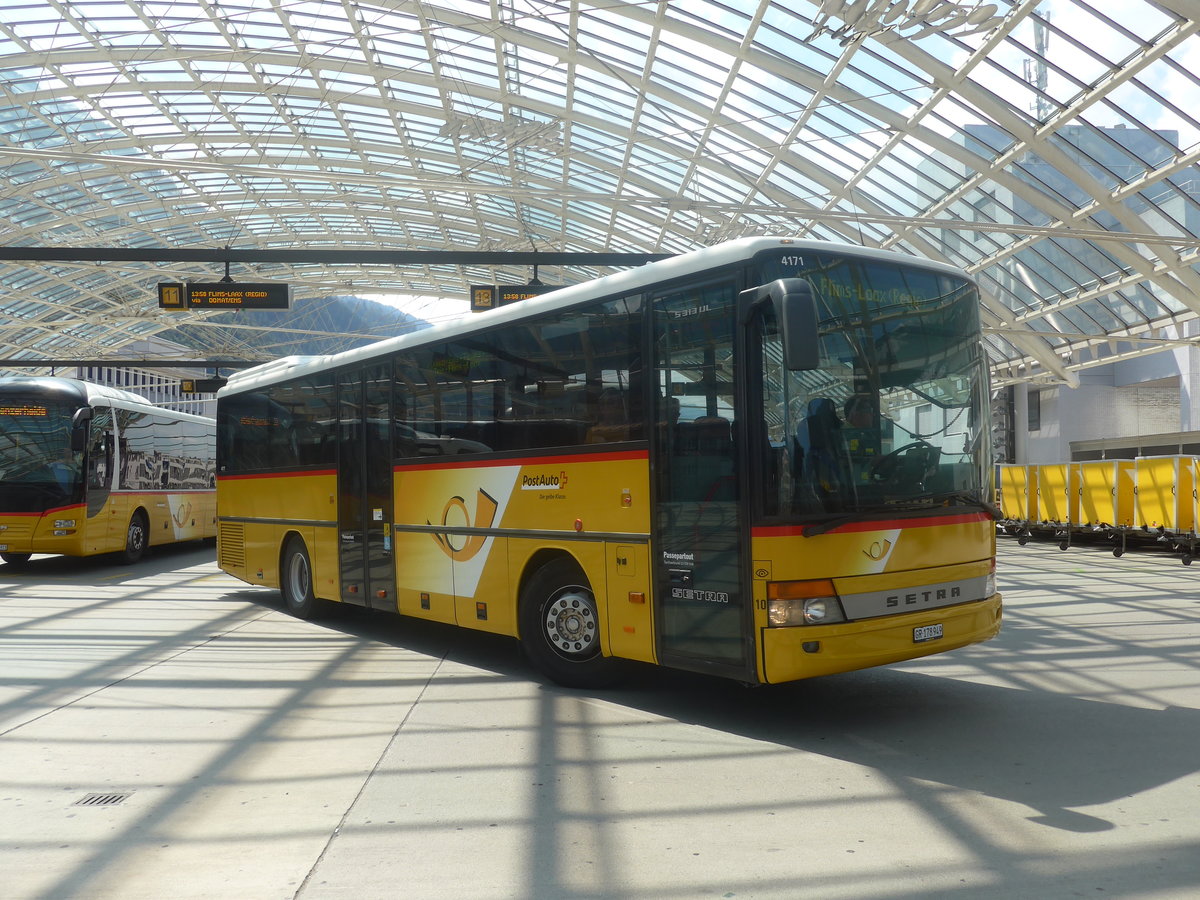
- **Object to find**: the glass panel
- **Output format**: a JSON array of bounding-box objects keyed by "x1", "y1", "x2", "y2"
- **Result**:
[
  {"x1": 394, "y1": 296, "x2": 645, "y2": 457},
  {"x1": 759, "y1": 251, "x2": 992, "y2": 521},
  {"x1": 337, "y1": 364, "x2": 395, "y2": 609},
  {"x1": 85, "y1": 407, "x2": 114, "y2": 518},
  {"x1": 652, "y1": 279, "x2": 746, "y2": 670},
  {"x1": 0, "y1": 396, "x2": 81, "y2": 511}
]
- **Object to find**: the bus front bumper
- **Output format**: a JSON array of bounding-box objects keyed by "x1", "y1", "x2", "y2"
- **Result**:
[
  {"x1": 0, "y1": 511, "x2": 87, "y2": 557},
  {"x1": 760, "y1": 594, "x2": 1002, "y2": 684}
]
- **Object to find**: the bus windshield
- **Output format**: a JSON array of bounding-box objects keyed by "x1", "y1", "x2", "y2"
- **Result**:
[
  {"x1": 758, "y1": 251, "x2": 991, "y2": 521},
  {"x1": 0, "y1": 399, "x2": 83, "y2": 510}
]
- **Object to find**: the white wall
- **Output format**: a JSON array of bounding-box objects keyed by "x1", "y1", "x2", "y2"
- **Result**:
[{"x1": 1016, "y1": 346, "x2": 1187, "y2": 463}]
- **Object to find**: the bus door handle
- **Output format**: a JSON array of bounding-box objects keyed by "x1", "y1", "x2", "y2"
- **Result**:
[{"x1": 668, "y1": 568, "x2": 693, "y2": 588}]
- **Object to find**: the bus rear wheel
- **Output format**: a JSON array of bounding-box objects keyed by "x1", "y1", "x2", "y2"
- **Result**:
[
  {"x1": 120, "y1": 511, "x2": 149, "y2": 564},
  {"x1": 1, "y1": 553, "x2": 31, "y2": 567},
  {"x1": 519, "y1": 557, "x2": 623, "y2": 689},
  {"x1": 281, "y1": 537, "x2": 327, "y2": 620}
]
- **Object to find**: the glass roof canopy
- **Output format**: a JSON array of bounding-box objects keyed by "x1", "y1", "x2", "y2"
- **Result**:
[{"x1": 1, "y1": 1, "x2": 1199, "y2": 386}]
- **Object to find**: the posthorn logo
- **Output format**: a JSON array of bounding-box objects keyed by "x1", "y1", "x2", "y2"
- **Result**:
[{"x1": 430, "y1": 489, "x2": 499, "y2": 561}]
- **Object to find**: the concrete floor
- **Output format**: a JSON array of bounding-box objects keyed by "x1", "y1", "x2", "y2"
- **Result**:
[{"x1": 1, "y1": 535, "x2": 1198, "y2": 900}]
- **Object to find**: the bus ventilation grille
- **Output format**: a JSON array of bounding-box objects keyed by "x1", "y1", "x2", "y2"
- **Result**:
[{"x1": 219, "y1": 522, "x2": 246, "y2": 569}]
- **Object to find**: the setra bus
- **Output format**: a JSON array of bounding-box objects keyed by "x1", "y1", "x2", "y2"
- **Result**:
[
  {"x1": 0, "y1": 376, "x2": 216, "y2": 566},
  {"x1": 215, "y1": 237, "x2": 1001, "y2": 687}
]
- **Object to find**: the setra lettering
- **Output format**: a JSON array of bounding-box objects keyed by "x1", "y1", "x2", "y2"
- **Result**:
[{"x1": 886, "y1": 586, "x2": 961, "y2": 608}]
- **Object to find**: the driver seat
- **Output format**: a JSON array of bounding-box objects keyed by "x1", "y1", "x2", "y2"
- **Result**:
[{"x1": 795, "y1": 398, "x2": 853, "y2": 510}]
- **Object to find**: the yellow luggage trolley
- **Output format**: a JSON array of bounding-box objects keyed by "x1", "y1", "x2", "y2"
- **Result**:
[
  {"x1": 1075, "y1": 459, "x2": 1136, "y2": 556},
  {"x1": 998, "y1": 463, "x2": 1037, "y2": 543},
  {"x1": 1035, "y1": 462, "x2": 1074, "y2": 550},
  {"x1": 1133, "y1": 455, "x2": 1198, "y2": 565}
]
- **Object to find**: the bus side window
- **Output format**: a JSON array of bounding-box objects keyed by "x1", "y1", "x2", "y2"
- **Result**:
[
  {"x1": 87, "y1": 408, "x2": 113, "y2": 491},
  {"x1": 585, "y1": 389, "x2": 631, "y2": 444}
]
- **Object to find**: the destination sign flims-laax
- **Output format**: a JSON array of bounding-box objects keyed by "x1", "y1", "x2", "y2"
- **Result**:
[{"x1": 158, "y1": 282, "x2": 292, "y2": 310}]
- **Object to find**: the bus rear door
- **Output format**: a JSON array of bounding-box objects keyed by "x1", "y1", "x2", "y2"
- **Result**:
[{"x1": 337, "y1": 365, "x2": 396, "y2": 610}]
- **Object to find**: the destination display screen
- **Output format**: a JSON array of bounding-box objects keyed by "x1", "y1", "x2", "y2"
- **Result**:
[{"x1": 158, "y1": 282, "x2": 292, "y2": 310}]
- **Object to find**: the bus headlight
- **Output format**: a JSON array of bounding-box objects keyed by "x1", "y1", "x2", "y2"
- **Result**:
[
  {"x1": 801, "y1": 597, "x2": 837, "y2": 623},
  {"x1": 766, "y1": 579, "x2": 847, "y2": 626}
]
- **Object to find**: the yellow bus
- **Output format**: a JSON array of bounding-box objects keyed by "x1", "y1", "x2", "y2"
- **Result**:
[
  {"x1": 0, "y1": 376, "x2": 216, "y2": 567},
  {"x1": 216, "y1": 237, "x2": 1001, "y2": 687}
]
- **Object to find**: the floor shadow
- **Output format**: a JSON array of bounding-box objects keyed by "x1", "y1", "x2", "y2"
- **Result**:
[
  {"x1": 0, "y1": 540, "x2": 217, "y2": 586},
  {"x1": 251, "y1": 591, "x2": 1200, "y2": 837},
  {"x1": 614, "y1": 665, "x2": 1198, "y2": 832}
]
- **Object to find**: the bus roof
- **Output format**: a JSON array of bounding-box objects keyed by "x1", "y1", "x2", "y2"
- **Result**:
[
  {"x1": 220, "y1": 236, "x2": 973, "y2": 397},
  {"x1": 0, "y1": 375, "x2": 214, "y2": 424}
]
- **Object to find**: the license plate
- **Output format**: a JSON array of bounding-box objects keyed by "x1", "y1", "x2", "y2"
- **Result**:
[{"x1": 914, "y1": 623, "x2": 943, "y2": 643}]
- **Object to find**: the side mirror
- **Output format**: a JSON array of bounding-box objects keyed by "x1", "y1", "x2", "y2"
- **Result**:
[
  {"x1": 70, "y1": 407, "x2": 94, "y2": 452},
  {"x1": 739, "y1": 278, "x2": 820, "y2": 370}
]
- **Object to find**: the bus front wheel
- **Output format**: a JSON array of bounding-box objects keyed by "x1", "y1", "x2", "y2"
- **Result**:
[
  {"x1": 120, "y1": 511, "x2": 149, "y2": 564},
  {"x1": 1, "y1": 553, "x2": 31, "y2": 567},
  {"x1": 519, "y1": 557, "x2": 623, "y2": 689},
  {"x1": 281, "y1": 537, "x2": 326, "y2": 620}
]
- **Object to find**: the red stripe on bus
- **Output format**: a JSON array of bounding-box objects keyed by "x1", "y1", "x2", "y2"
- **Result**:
[
  {"x1": 111, "y1": 490, "x2": 215, "y2": 496},
  {"x1": 752, "y1": 512, "x2": 991, "y2": 537},
  {"x1": 0, "y1": 503, "x2": 86, "y2": 517},
  {"x1": 216, "y1": 453, "x2": 648, "y2": 480},
  {"x1": 397, "y1": 449, "x2": 650, "y2": 472}
]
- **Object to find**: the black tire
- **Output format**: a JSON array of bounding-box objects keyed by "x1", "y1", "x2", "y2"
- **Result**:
[
  {"x1": 120, "y1": 511, "x2": 149, "y2": 564},
  {"x1": 1, "y1": 552, "x2": 32, "y2": 567},
  {"x1": 519, "y1": 557, "x2": 623, "y2": 689},
  {"x1": 281, "y1": 536, "x2": 327, "y2": 619}
]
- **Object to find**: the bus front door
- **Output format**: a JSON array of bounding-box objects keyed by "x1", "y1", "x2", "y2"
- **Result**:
[
  {"x1": 337, "y1": 365, "x2": 396, "y2": 610},
  {"x1": 651, "y1": 284, "x2": 753, "y2": 680}
]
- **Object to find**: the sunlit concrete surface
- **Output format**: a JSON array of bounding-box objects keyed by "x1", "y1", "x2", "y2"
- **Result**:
[{"x1": 1, "y1": 538, "x2": 1198, "y2": 900}]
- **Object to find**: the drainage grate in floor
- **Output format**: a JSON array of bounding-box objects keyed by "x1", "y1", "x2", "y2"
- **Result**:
[{"x1": 73, "y1": 792, "x2": 132, "y2": 807}]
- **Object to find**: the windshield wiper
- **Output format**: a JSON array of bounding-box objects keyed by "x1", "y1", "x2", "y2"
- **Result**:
[
  {"x1": 801, "y1": 512, "x2": 878, "y2": 537},
  {"x1": 924, "y1": 491, "x2": 999, "y2": 519},
  {"x1": 799, "y1": 492, "x2": 997, "y2": 537},
  {"x1": 801, "y1": 511, "x2": 897, "y2": 540}
]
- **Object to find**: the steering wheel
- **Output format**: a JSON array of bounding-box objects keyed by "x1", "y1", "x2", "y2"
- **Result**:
[{"x1": 867, "y1": 441, "x2": 940, "y2": 485}]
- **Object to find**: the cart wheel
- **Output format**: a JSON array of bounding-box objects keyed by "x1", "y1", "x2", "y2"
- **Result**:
[
  {"x1": 1017, "y1": 535, "x2": 1028, "y2": 546},
  {"x1": 1183, "y1": 554, "x2": 1193, "y2": 567},
  {"x1": 1112, "y1": 546, "x2": 1124, "y2": 558},
  {"x1": 1059, "y1": 540, "x2": 1069, "y2": 551}
]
